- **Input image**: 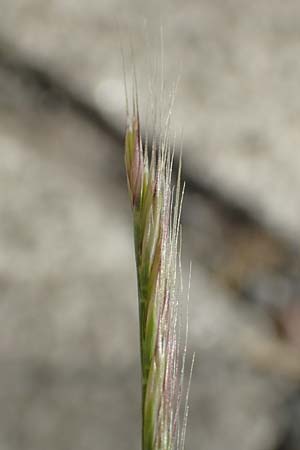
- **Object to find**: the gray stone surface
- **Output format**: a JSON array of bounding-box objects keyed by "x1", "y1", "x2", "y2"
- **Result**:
[
  {"x1": 0, "y1": 68, "x2": 140, "y2": 450},
  {"x1": 0, "y1": 2, "x2": 299, "y2": 450},
  {"x1": 0, "y1": 56, "x2": 294, "y2": 450},
  {"x1": 1, "y1": 0, "x2": 300, "y2": 243}
]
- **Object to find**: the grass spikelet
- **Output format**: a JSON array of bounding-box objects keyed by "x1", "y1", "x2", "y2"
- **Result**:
[{"x1": 124, "y1": 61, "x2": 191, "y2": 450}]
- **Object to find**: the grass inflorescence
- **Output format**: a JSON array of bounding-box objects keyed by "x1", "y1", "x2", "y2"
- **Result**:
[{"x1": 124, "y1": 62, "x2": 192, "y2": 450}]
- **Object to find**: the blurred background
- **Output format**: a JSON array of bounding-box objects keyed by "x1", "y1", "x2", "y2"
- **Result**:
[{"x1": 0, "y1": 1, "x2": 300, "y2": 449}]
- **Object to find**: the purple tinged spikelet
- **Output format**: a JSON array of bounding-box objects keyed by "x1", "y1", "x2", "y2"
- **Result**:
[{"x1": 125, "y1": 114, "x2": 143, "y2": 208}]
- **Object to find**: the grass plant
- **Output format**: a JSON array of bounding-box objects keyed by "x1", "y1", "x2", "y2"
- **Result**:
[{"x1": 124, "y1": 62, "x2": 193, "y2": 450}]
